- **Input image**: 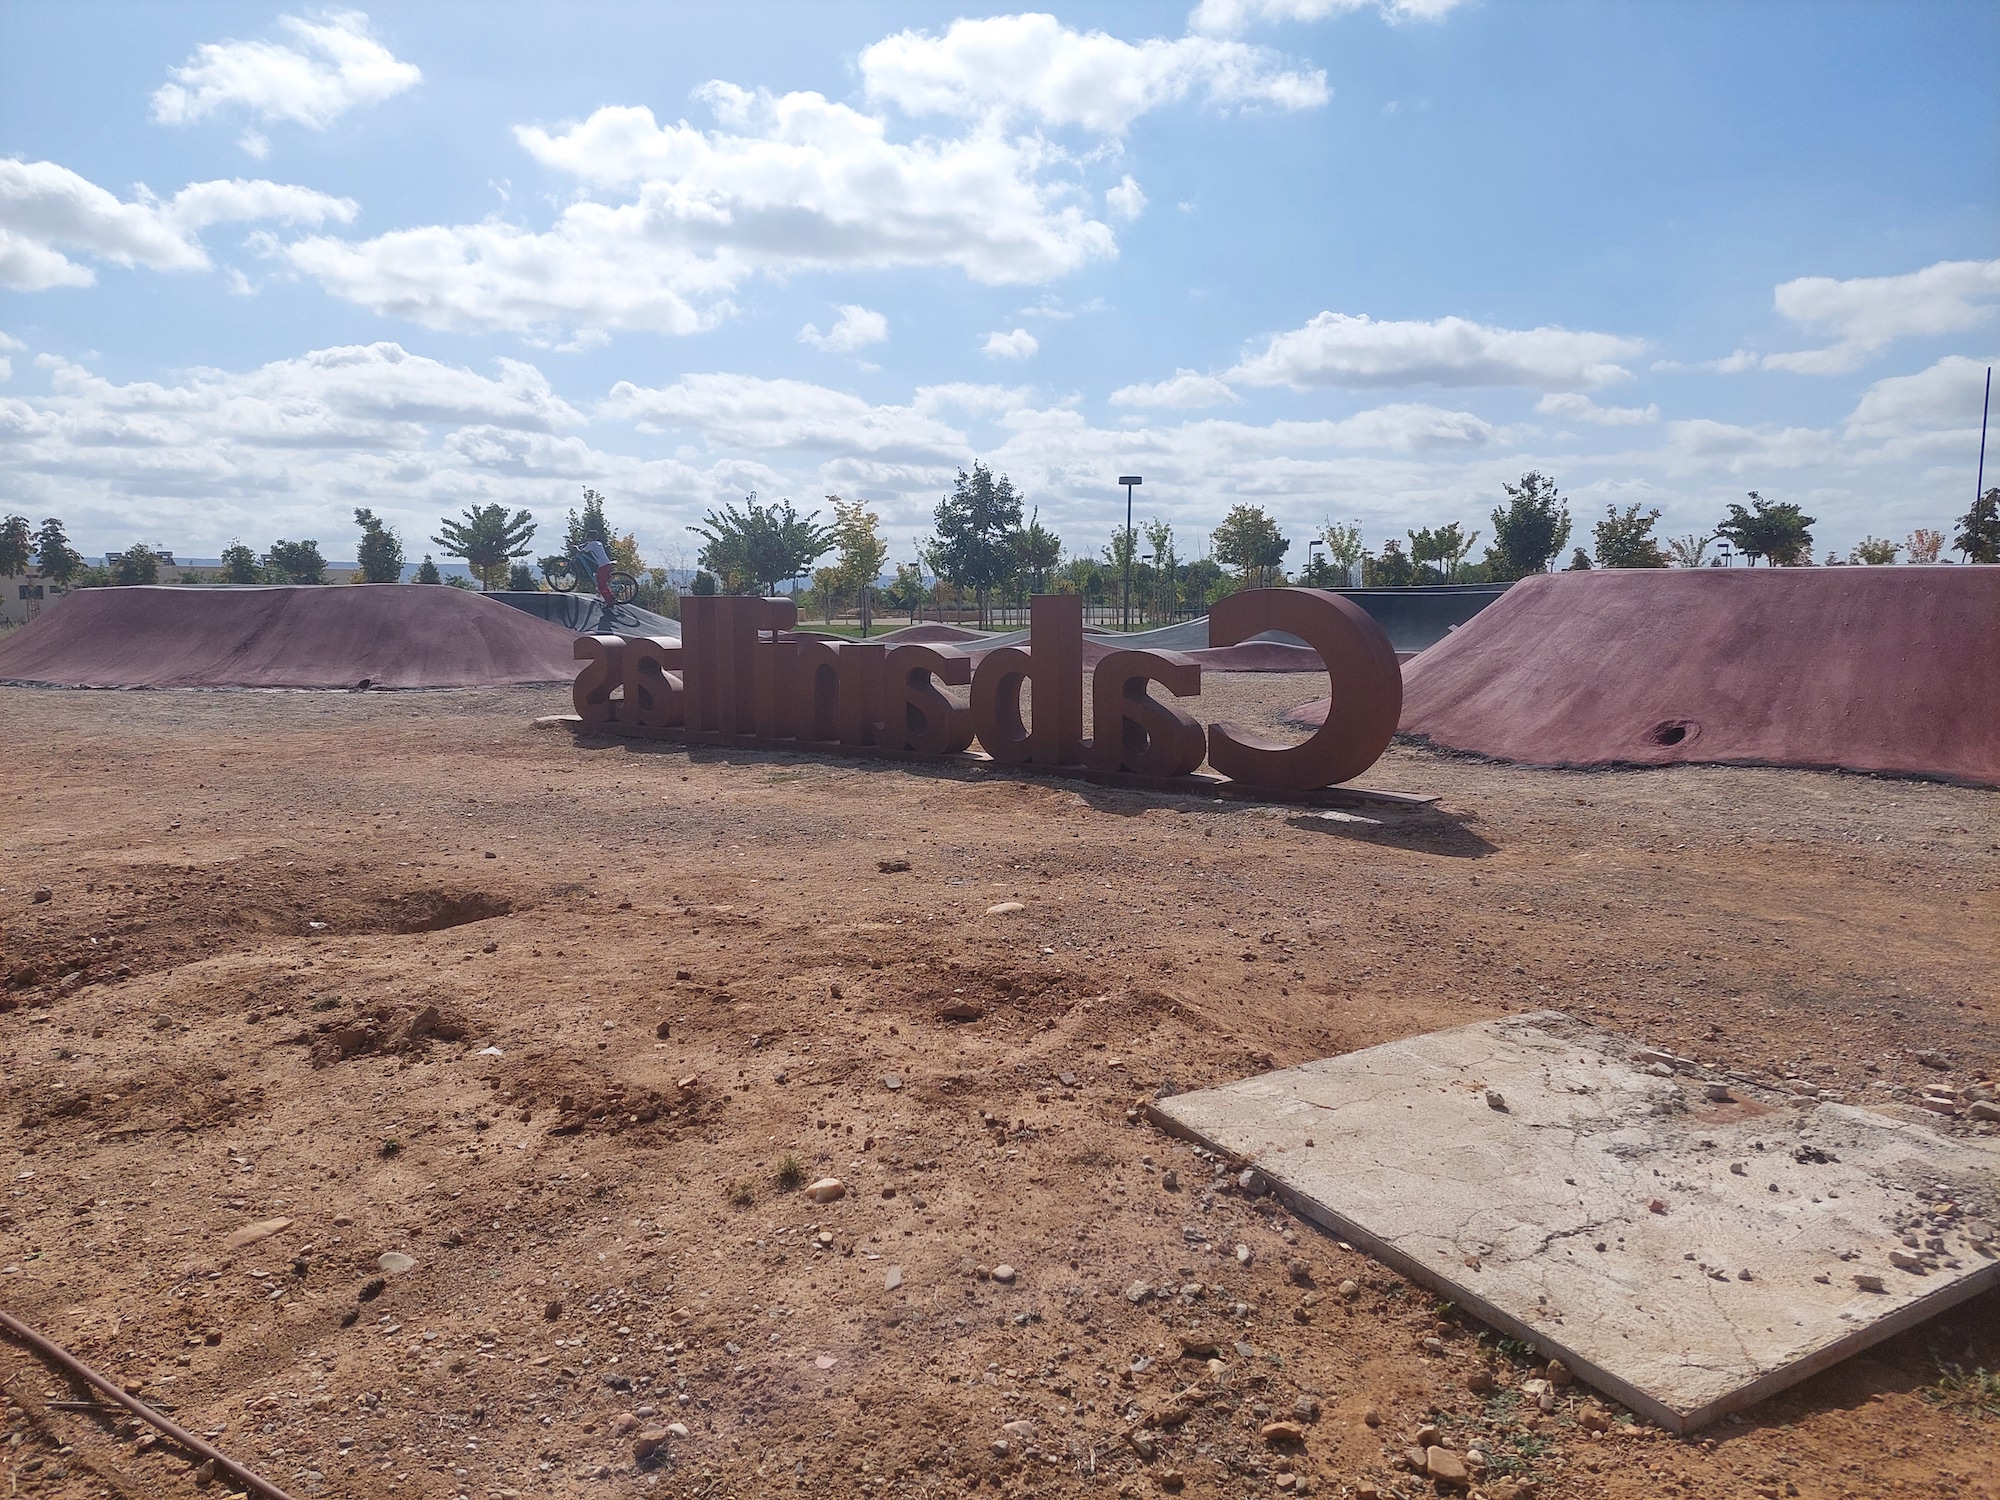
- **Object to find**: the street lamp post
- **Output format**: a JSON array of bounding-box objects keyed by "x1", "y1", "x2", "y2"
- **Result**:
[
  {"x1": 1118, "y1": 476, "x2": 1142, "y2": 630},
  {"x1": 1308, "y1": 538, "x2": 1323, "y2": 584}
]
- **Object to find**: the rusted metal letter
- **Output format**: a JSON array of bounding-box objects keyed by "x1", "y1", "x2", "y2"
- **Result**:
[
  {"x1": 970, "y1": 594, "x2": 1086, "y2": 766},
  {"x1": 884, "y1": 644, "x2": 974, "y2": 754},
  {"x1": 572, "y1": 634, "x2": 625, "y2": 727},
  {"x1": 792, "y1": 639, "x2": 845, "y2": 743},
  {"x1": 621, "y1": 635, "x2": 684, "y2": 735},
  {"x1": 1205, "y1": 588, "x2": 1401, "y2": 789},
  {"x1": 1087, "y1": 649, "x2": 1206, "y2": 776}
]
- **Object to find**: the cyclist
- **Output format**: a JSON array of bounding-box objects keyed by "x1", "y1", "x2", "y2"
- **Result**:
[{"x1": 578, "y1": 539, "x2": 617, "y2": 607}]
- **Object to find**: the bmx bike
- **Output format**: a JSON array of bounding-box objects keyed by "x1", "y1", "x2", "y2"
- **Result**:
[{"x1": 543, "y1": 551, "x2": 638, "y2": 606}]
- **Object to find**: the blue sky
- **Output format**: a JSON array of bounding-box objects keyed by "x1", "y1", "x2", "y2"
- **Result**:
[{"x1": 2, "y1": 1, "x2": 1995, "y2": 571}]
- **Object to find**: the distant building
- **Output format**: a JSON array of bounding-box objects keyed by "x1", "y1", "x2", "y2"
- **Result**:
[
  {"x1": 104, "y1": 548, "x2": 178, "y2": 569},
  {"x1": 1, "y1": 570, "x2": 63, "y2": 626}
]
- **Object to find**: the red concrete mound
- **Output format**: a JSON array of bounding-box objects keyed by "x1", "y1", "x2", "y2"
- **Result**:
[
  {"x1": 0, "y1": 585, "x2": 582, "y2": 690},
  {"x1": 1314, "y1": 567, "x2": 1998, "y2": 786}
]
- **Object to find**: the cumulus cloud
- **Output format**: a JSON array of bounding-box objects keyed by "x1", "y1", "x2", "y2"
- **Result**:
[
  {"x1": 1842, "y1": 354, "x2": 1995, "y2": 460},
  {"x1": 288, "y1": 88, "x2": 1119, "y2": 338},
  {"x1": 1230, "y1": 311, "x2": 1645, "y2": 391},
  {"x1": 1535, "y1": 392, "x2": 1659, "y2": 426},
  {"x1": 151, "y1": 11, "x2": 421, "y2": 137},
  {"x1": 600, "y1": 372, "x2": 966, "y2": 459},
  {"x1": 858, "y1": 13, "x2": 1327, "y2": 135},
  {"x1": 1662, "y1": 418, "x2": 1834, "y2": 473},
  {"x1": 1109, "y1": 369, "x2": 1240, "y2": 408},
  {"x1": 798, "y1": 304, "x2": 889, "y2": 353},
  {"x1": 983, "y1": 328, "x2": 1040, "y2": 360},
  {"x1": 1191, "y1": 0, "x2": 1469, "y2": 35},
  {"x1": 1759, "y1": 258, "x2": 2000, "y2": 374},
  {"x1": 1106, "y1": 175, "x2": 1148, "y2": 221},
  {"x1": 0, "y1": 158, "x2": 355, "y2": 291}
]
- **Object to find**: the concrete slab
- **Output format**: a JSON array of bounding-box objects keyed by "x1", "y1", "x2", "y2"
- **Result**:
[{"x1": 1149, "y1": 1012, "x2": 2000, "y2": 1432}]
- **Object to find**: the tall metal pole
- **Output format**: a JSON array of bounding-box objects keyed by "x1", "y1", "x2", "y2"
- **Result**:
[
  {"x1": 1978, "y1": 366, "x2": 1992, "y2": 516},
  {"x1": 1117, "y1": 476, "x2": 1142, "y2": 631}
]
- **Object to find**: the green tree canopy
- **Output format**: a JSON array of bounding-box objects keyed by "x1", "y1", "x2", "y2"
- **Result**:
[
  {"x1": 1593, "y1": 504, "x2": 1668, "y2": 568},
  {"x1": 566, "y1": 488, "x2": 612, "y2": 553},
  {"x1": 1211, "y1": 504, "x2": 1289, "y2": 588},
  {"x1": 1409, "y1": 522, "x2": 1480, "y2": 582},
  {"x1": 432, "y1": 505, "x2": 537, "y2": 589},
  {"x1": 112, "y1": 544, "x2": 161, "y2": 586},
  {"x1": 924, "y1": 463, "x2": 1023, "y2": 625},
  {"x1": 1716, "y1": 492, "x2": 1816, "y2": 566},
  {"x1": 0, "y1": 515, "x2": 30, "y2": 576},
  {"x1": 32, "y1": 518, "x2": 84, "y2": 586},
  {"x1": 882, "y1": 562, "x2": 928, "y2": 619},
  {"x1": 1362, "y1": 539, "x2": 1414, "y2": 588},
  {"x1": 264, "y1": 539, "x2": 328, "y2": 584},
  {"x1": 415, "y1": 554, "x2": 442, "y2": 584},
  {"x1": 1485, "y1": 472, "x2": 1573, "y2": 579},
  {"x1": 689, "y1": 494, "x2": 834, "y2": 595},
  {"x1": 215, "y1": 542, "x2": 257, "y2": 583},
  {"x1": 1954, "y1": 487, "x2": 2000, "y2": 564},
  {"x1": 1666, "y1": 534, "x2": 1711, "y2": 568},
  {"x1": 354, "y1": 508, "x2": 405, "y2": 584},
  {"x1": 1849, "y1": 537, "x2": 1900, "y2": 565},
  {"x1": 1016, "y1": 510, "x2": 1064, "y2": 595},
  {"x1": 1564, "y1": 547, "x2": 1593, "y2": 571}
]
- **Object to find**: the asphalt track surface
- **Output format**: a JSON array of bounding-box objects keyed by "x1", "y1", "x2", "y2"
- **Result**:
[
  {"x1": 1288, "y1": 567, "x2": 2000, "y2": 788},
  {"x1": 0, "y1": 584, "x2": 581, "y2": 689}
]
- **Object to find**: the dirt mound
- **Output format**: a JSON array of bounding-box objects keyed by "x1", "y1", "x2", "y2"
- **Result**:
[
  {"x1": 1305, "y1": 567, "x2": 1998, "y2": 785},
  {"x1": 0, "y1": 584, "x2": 583, "y2": 689}
]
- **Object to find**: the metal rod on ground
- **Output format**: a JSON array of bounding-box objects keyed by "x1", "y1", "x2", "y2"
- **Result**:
[{"x1": 0, "y1": 1305, "x2": 301, "y2": 1500}]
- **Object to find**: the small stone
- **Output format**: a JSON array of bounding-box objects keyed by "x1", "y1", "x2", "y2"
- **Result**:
[
  {"x1": 543, "y1": 1298, "x2": 562, "y2": 1320},
  {"x1": 377, "y1": 1252, "x2": 417, "y2": 1275},
  {"x1": 1969, "y1": 1100, "x2": 2000, "y2": 1121},
  {"x1": 1292, "y1": 1395, "x2": 1320, "y2": 1423},
  {"x1": 1730, "y1": 1162, "x2": 1748, "y2": 1176},
  {"x1": 1466, "y1": 1367, "x2": 1494, "y2": 1393},
  {"x1": 1238, "y1": 1168, "x2": 1269, "y2": 1196},
  {"x1": 1888, "y1": 1249, "x2": 1926, "y2": 1272},
  {"x1": 1286, "y1": 1259, "x2": 1312, "y2": 1285},
  {"x1": 193, "y1": 1457, "x2": 217, "y2": 1486},
  {"x1": 612, "y1": 1413, "x2": 640, "y2": 1435},
  {"x1": 1337, "y1": 1278, "x2": 1358, "y2": 1300},
  {"x1": 1704, "y1": 1083, "x2": 1733, "y2": 1102},
  {"x1": 1424, "y1": 1447, "x2": 1469, "y2": 1486},
  {"x1": 1162, "y1": 1169, "x2": 1180, "y2": 1191},
  {"x1": 1914, "y1": 1049, "x2": 1950, "y2": 1070},
  {"x1": 632, "y1": 1428, "x2": 671, "y2": 1461},
  {"x1": 654, "y1": 1019, "x2": 672, "y2": 1039},
  {"x1": 805, "y1": 1177, "x2": 846, "y2": 1203},
  {"x1": 1545, "y1": 1359, "x2": 1572, "y2": 1387},
  {"x1": 990, "y1": 1439, "x2": 1010, "y2": 1458},
  {"x1": 1360, "y1": 1405, "x2": 1382, "y2": 1427},
  {"x1": 1414, "y1": 1424, "x2": 1440, "y2": 1447},
  {"x1": 877, "y1": 858, "x2": 912, "y2": 873},
  {"x1": 1259, "y1": 1420, "x2": 1306, "y2": 1444},
  {"x1": 884, "y1": 1266, "x2": 903, "y2": 1292},
  {"x1": 984, "y1": 901, "x2": 1025, "y2": 916},
  {"x1": 31, "y1": 887, "x2": 51, "y2": 904},
  {"x1": 1852, "y1": 1273, "x2": 1886, "y2": 1292},
  {"x1": 1648, "y1": 1198, "x2": 1668, "y2": 1214},
  {"x1": 223, "y1": 1217, "x2": 294, "y2": 1250},
  {"x1": 939, "y1": 1001, "x2": 985, "y2": 1021},
  {"x1": 1126, "y1": 1280, "x2": 1155, "y2": 1304},
  {"x1": 1484, "y1": 1090, "x2": 1506, "y2": 1111},
  {"x1": 1235, "y1": 1243, "x2": 1252, "y2": 1265},
  {"x1": 992, "y1": 1264, "x2": 1017, "y2": 1285},
  {"x1": 1126, "y1": 1428, "x2": 1157, "y2": 1460},
  {"x1": 1003, "y1": 1419, "x2": 1036, "y2": 1441},
  {"x1": 883, "y1": 1074, "x2": 903, "y2": 1091}
]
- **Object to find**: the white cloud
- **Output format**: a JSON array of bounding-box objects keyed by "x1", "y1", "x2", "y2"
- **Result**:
[
  {"x1": 0, "y1": 331, "x2": 18, "y2": 383},
  {"x1": 1109, "y1": 369, "x2": 1240, "y2": 408},
  {"x1": 1230, "y1": 311, "x2": 1645, "y2": 391},
  {"x1": 291, "y1": 89, "x2": 1118, "y2": 338},
  {"x1": 0, "y1": 158, "x2": 355, "y2": 291},
  {"x1": 1106, "y1": 175, "x2": 1148, "y2": 221},
  {"x1": 799, "y1": 304, "x2": 889, "y2": 354},
  {"x1": 600, "y1": 372, "x2": 967, "y2": 458},
  {"x1": 983, "y1": 328, "x2": 1040, "y2": 360},
  {"x1": 152, "y1": 11, "x2": 421, "y2": 137},
  {"x1": 1746, "y1": 258, "x2": 2000, "y2": 374},
  {"x1": 1535, "y1": 392, "x2": 1659, "y2": 426},
  {"x1": 858, "y1": 13, "x2": 1327, "y2": 135},
  {"x1": 1662, "y1": 418, "x2": 1835, "y2": 472},
  {"x1": 1842, "y1": 354, "x2": 1995, "y2": 460},
  {"x1": 1191, "y1": 0, "x2": 1469, "y2": 35}
]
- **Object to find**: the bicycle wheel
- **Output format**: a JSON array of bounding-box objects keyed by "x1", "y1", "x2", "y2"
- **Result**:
[
  {"x1": 544, "y1": 560, "x2": 579, "y2": 592},
  {"x1": 608, "y1": 572, "x2": 639, "y2": 606}
]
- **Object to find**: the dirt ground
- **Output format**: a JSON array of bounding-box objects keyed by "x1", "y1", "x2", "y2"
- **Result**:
[{"x1": 2, "y1": 676, "x2": 1997, "y2": 1500}]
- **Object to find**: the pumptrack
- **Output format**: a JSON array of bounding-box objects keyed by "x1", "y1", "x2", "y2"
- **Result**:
[
  {"x1": 1285, "y1": 567, "x2": 2000, "y2": 788},
  {"x1": 0, "y1": 584, "x2": 581, "y2": 689}
]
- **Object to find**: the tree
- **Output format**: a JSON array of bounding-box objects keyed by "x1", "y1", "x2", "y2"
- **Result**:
[
  {"x1": 829, "y1": 496, "x2": 890, "y2": 631},
  {"x1": 1409, "y1": 522, "x2": 1480, "y2": 582},
  {"x1": 883, "y1": 562, "x2": 928, "y2": 620},
  {"x1": 924, "y1": 464, "x2": 1024, "y2": 626},
  {"x1": 1564, "y1": 548, "x2": 1593, "y2": 571},
  {"x1": 565, "y1": 488, "x2": 611, "y2": 553},
  {"x1": 264, "y1": 539, "x2": 328, "y2": 584},
  {"x1": 1849, "y1": 537, "x2": 1900, "y2": 565},
  {"x1": 1953, "y1": 487, "x2": 2000, "y2": 564},
  {"x1": 354, "y1": 508, "x2": 405, "y2": 584},
  {"x1": 1016, "y1": 510, "x2": 1064, "y2": 596},
  {"x1": 689, "y1": 494, "x2": 834, "y2": 596},
  {"x1": 508, "y1": 562, "x2": 537, "y2": 590},
  {"x1": 1716, "y1": 492, "x2": 1815, "y2": 566},
  {"x1": 1905, "y1": 528, "x2": 1944, "y2": 565},
  {"x1": 690, "y1": 570, "x2": 718, "y2": 596},
  {"x1": 1666, "y1": 533, "x2": 1711, "y2": 568},
  {"x1": 414, "y1": 554, "x2": 443, "y2": 584},
  {"x1": 32, "y1": 518, "x2": 84, "y2": 586},
  {"x1": 219, "y1": 541, "x2": 260, "y2": 583},
  {"x1": 0, "y1": 515, "x2": 30, "y2": 576},
  {"x1": 1362, "y1": 539, "x2": 1414, "y2": 588},
  {"x1": 1211, "y1": 504, "x2": 1290, "y2": 589},
  {"x1": 1485, "y1": 472, "x2": 1572, "y2": 580},
  {"x1": 432, "y1": 505, "x2": 537, "y2": 590},
  {"x1": 112, "y1": 544, "x2": 161, "y2": 586},
  {"x1": 1593, "y1": 504, "x2": 1667, "y2": 568},
  {"x1": 1318, "y1": 520, "x2": 1364, "y2": 585}
]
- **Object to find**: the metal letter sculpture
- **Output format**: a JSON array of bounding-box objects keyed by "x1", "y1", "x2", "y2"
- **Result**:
[{"x1": 570, "y1": 588, "x2": 1401, "y2": 794}]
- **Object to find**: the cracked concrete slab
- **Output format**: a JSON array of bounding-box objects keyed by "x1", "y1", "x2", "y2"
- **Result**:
[{"x1": 1149, "y1": 1011, "x2": 2000, "y2": 1432}]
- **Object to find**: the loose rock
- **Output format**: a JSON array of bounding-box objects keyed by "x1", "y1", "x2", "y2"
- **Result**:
[{"x1": 805, "y1": 1177, "x2": 846, "y2": 1203}]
